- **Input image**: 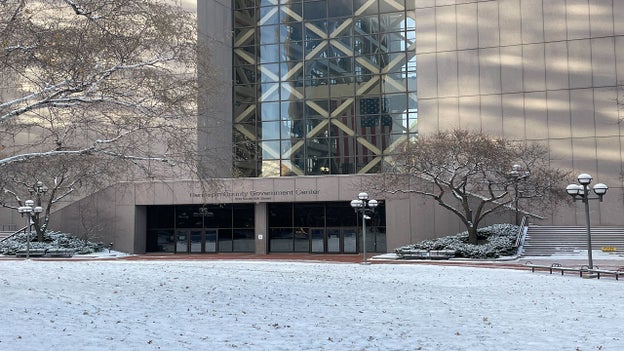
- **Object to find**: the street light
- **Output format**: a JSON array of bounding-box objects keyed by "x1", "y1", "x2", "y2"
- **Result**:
[
  {"x1": 29, "y1": 181, "x2": 48, "y2": 234},
  {"x1": 566, "y1": 173, "x2": 608, "y2": 269},
  {"x1": 17, "y1": 199, "x2": 43, "y2": 259},
  {"x1": 508, "y1": 164, "x2": 530, "y2": 225},
  {"x1": 350, "y1": 192, "x2": 378, "y2": 265},
  {"x1": 30, "y1": 181, "x2": 48, "y2": 206}
]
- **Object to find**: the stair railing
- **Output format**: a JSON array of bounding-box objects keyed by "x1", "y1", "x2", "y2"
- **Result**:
[
  {"x1": 513, "y1": 216, "x2": 529, "y2": 257},
  {"x1": 0, "y1": 226, "x2": 29, "y2": 243}
]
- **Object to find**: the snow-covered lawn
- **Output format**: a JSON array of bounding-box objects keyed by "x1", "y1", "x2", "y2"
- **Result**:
[{"x1": 0, "y1": 260, "x2": 622, "y2": 350}]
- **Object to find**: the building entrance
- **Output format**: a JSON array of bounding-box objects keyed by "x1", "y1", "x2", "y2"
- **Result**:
[
  {"x1": 145, "y1": 202, "x2": 385, "y2": 254},
  {"x1": 146, "y1": 204, "x2": 255, "y2": 253},
  {"x1": 174, "y1": 229, "x2": 219, "y2": 253},
  {"x1": 326, "y1": 228, "x2": 357, "y2": 253},
  {"x1": 310, "y1": 228, "x2": 358, "y2": 253},
  {"x1": 267, "y1": 202, "x2": 385, "y2": 254}
]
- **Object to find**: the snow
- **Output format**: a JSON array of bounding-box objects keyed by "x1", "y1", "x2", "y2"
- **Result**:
[{"x1": 0, "y1": 258, "x2": 623, "y2": 350}]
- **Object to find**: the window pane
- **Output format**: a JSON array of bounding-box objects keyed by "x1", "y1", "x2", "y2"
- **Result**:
[
  {"x1": 294, "y1": 228, "x2": 309, "y2": 252},
  {"x1": 261, "y1": 122, "x2": 281, "y2": 140},
  {"x1": 147, "y1": 205, "x2": 174, "y2": 228},
  {"x1": 176, "y1": 206, "x2": 202, "y2": 228},
  {"x1": 303, "y1": 1, "x2": 327, "y2": 20},
  {"x1": 326, "y1": 203, "x2": 357, "y2": 226},
  {"x1": 233, "y1": 229, "x2": 255, "y2": 252},
  {"x1": 268, "y1": 203, "x2": 293, "y2": 226},
  {"x1": 270, "y1": 228, "x2": 294, "y2": 252},
  {"x1": 199, "y1": 206, "x2": 230, "y2": 228},
  {"x1": 218, "y1": 229, "x2": 233, "y2": 252},
  {"x1": 234, "y1": 205, "x2": 254, "y2": 228},
  {"x1": 328, "y1": 0, "x2": 352, "y2": 18},
  {"x1": 294, "y1": 203, "x2": 325, "y2": 227}
]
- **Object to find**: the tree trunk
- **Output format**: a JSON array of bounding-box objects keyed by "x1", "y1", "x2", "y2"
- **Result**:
[
  {"x1": 467, "y1": 226, "x2": 478, "y2": 244},
  {"x1": 34, "y1": 220, "x2": 45, "y2": 242}
]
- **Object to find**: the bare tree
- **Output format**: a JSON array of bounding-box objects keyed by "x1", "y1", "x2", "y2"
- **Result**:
[
  {"x1": 0, "y1": 156, "x2": 116, "y2": 241},
  {"x1": 378, "y1": 130, "x2": 569, "y2": 244},
  {"x1": 1, "y1": 0, "x2": 199, "y2": 165},
  {"x1": 0, "y1": 0, "x2": 208, "y2": 238}
]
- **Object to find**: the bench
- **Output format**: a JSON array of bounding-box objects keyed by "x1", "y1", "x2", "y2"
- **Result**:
[
  {"x1": 15, "y1": 249, "x2": 47, "y2": 258},
  {"x1": 525, "y1": 262, "x2": 589, "y2": 277},
  {"x1": 428, "y1": 250, "x2": 456, "y2": 259},
  {"x1": 15, "y1": 248, "x2": 75, "y2": 258},
  {"x1": 45, "y1": 248, "x2": 75, "y2": 258},
  {"x1": 396, "y1": 249, "x2": 456, "y2": 260}
]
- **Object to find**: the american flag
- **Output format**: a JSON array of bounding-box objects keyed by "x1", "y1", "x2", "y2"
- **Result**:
[{"x1": 333, "y1": 97, "x2": 392, "y2": 172}]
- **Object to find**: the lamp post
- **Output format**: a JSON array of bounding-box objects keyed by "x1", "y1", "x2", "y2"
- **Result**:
[
  {"x1": 29, "y1": 181, "x2": 48, "y2": 238},
  {"x1": 17, "y1": 200, "x2": 43, "y2": 259},
  {"x1": 566, "y1": 173, "x2": 608, "y2": 269},
  {"x1": 507, "y1": 164, "x2": 530, "y2": 225},
  {"x1": 350, "y1": 192, "x2": 378, "y2": 265}
]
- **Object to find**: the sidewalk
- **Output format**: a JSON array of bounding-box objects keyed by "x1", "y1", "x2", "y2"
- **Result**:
[
  {"x1": 125, "y1": 252, "x2": 624, "y2": 270},
  {"x1": 4, "y1": 251, "x2": 624, "y2": 270}
]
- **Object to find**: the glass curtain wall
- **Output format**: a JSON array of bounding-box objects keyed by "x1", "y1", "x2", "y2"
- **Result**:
[
  {"x1": 268, "y1": 201, "x2": 386, "y2": 253},
  {"x1": 146, "y1": 204, "x2": 255, "y2": 253},
  {"x1": 233, "y1": 0, "x2": 417, "y2": 176}
]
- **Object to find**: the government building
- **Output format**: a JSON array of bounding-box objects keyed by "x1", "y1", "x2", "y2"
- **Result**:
[{"x1": 29, "y1": 1, "x2": 624, "y2": 254}]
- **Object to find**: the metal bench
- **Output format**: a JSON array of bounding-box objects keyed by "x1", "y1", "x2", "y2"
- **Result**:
[
  {"x1": 396, "y1": 249, "x2": 456, "y2": 260},
  {"x1": 15, "y1": 249, "x2": 47, "y2": 258},
  {"x1": 45, "y1": 248, "x2": 75, "y2": 258},
  {"x1": 14, "y1": 248, "x2": 75, "y2": 258}
]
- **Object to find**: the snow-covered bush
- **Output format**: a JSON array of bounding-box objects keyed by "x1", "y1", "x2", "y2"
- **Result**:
[
  {"x1": 395, "y1": 224, "x2": 520, "y2": 259},
  {"x1": 0, "y1": 231, "x2": 104, "y2": 255}
]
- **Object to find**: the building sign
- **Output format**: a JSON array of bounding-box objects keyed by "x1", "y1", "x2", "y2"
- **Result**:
[{"x1": 189, "y1": 188, "x2": 321, "y2": 202}]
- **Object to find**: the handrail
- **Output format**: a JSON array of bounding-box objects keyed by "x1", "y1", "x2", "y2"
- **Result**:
[
  {"x1": 0, "y1": 226, "x2": 29, "y2": 243},
  {"x1": 514, "y1": 215, "x2": 529, "y2": 248}
]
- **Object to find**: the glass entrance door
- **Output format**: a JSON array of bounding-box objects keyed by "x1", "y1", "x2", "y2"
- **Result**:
[
  {"x1": 326, "y1": 228, "x2": 341, "y2": 253},
  {"x1": 311, "y1": 228, "x2": 324, "y2": 253},
  {"x1": 176, "y1": 229, "x2": 217, "y2": 253},
  {"x1": 205, "y1": 229, "x2": 217, "y2": 253},
  {"x1": 343, "y1": 228, "x2": 357, "y2": 253},
  {"x1": 190, "y1": 230, "x2": 202, "y2": 253},
  {"x1": 321, "y1": 228, "x2": 358, "y2": 253},
  {"x1": 176, "y1": 230, "x2": 188, "y2": 253}
]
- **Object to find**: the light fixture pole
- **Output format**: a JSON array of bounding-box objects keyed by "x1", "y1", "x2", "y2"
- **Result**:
[
  {"x1": 30, "y1": 181, "x2": 48, "y2": 230},
  {"x1": 350, "y1": 192, "x2": 378, "y2": 265},
  {"x1": 17, "y1": 200, "x2": 43, "y2": 259},
  {"x1": 508, "y1": 164, "x2": 530, "y2": 225},
  {"x1": 566, "y1": 173, "x2": 608, "y2": 269}
]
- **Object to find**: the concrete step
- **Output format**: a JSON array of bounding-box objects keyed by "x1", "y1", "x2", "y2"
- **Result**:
[
  {"x1": 0, "y1": 230, "x2": 22, "y2": 242},
  {"x1": 0, "y1": 231, "x2": 13, "y2": 240},
  {"x1": 522, "y1": 226, "x2": 624, "y2": 256}
]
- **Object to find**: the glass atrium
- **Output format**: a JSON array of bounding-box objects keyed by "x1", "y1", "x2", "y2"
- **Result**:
[{"x1": 233, "y1": 0, "x2": 417, "y2": 176}]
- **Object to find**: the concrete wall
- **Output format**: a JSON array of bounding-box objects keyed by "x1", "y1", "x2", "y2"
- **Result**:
[
  {"x1": 50, "y1": 175, "x2": 515, "y2": 254},
  {"x1": 415, "y1": 0, "x2": 624, "y2": 226},
  {"x1": 53, "y1": 184, "x2": 138, "y2": 253},
  {"x1": 197, "y1": 0, "x2": 234, "y2": 177}
]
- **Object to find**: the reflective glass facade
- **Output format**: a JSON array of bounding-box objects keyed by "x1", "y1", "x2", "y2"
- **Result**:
[
  {"x1": 268, "y1": 201, "x2": 386, "y2": 253},
  {"x1": 146, "y1": 204, "x2": 255, "y2": 253},
  {"x1": 233, "y1": 0, "x2": 417, "y2": 176}
]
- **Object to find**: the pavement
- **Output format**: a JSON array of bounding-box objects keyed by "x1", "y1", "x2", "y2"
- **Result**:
[{"x1": 3, "y1": 251, "x2": 624, "y2": 271}]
